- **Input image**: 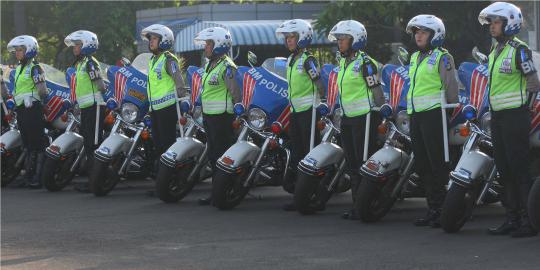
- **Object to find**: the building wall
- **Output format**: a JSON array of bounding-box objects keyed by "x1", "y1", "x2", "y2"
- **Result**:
[{"x1": 136, "y1": 3, "x2": 327, "y2": 53}]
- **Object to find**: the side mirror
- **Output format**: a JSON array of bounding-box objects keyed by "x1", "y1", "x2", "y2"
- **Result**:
[
  {"x1": 472, "y1": 47, "x2": 488, "y2": 65},
  {"x1": 233, "y1": 103, "x2": 245, "y2": 116},
  {"x1": 398, "y1": 47, "x2": 409, "y2": 66},
  {"x1": 461, "y1": 104, "x2": 478, "y2": 120},
  {"x1": 180, "y1": 100, "x2": 191, "y2": 113},
  {"x1": 247, "y1": 51, "x2": 258, "y2": 67},
  {"x1": 106, "y1": 98, "x2": 118, "y2": 110},
  {"x1": 121, "y1": 57, "x2": 131, "y2": 67},
  {"x1": 317, "y1": 103, "x2": 330, "y2": 116},
  {"x1": 379, "y1": 103, "x2": 393, "y2": 118},
  {"x1": 62, "y1": 99, "x2": 72, "y2": 110}
]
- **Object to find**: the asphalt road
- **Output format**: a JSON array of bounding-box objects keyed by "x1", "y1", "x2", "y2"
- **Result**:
[{"x1": 1, "y1": 177, "x2": 539, "y2": 270}]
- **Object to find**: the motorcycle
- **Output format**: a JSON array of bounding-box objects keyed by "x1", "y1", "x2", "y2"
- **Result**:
[
  {"x1": 293, "y1": 63, "x2": 351, "y2": 214},
  {"x1": 211, "y1": 54, "x2": 292, "y2": 210},
  {"x1": 41, "y1": 66, "x2": 114, "y2": 192},
  {"x1": 354, "y1": 48, "x2": 465, "y2": 223},
  {"x1": 89, "y1": 53, "x2": 155, "y2": 196},
  {"x1": 0, "y1": 63, "x2": 73, "y2": 187},
  {"x1": 154, "y1": 65, "x2": 210, "y2": 203},
  {"x1": 441, "y1": 48, "x2": 540, "y2": 233}
]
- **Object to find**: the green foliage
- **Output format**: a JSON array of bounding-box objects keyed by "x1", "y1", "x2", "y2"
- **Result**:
[{"x1": 315, "y1": 1, "x2": 493, "y2": 65}]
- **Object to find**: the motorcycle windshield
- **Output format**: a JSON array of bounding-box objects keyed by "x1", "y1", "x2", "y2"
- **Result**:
[
  {"x1": 236, "y1": 57, "x2": 290, "y2": 129},
  {"x1": 186, "y1": 65, "x2": 204, "y2": 107},
  {"x1": 320, "y1": 64, "x2": 341, "y2": 113},
  {"x1": 106, "y1": 54, "x2": 150, "y2": 119},
  {"x1": 5, "y1": 64, "x2": 71, "y2": 123},
  {"x1": 381, "y1": 64, "x2": 410, "y2": 112}
]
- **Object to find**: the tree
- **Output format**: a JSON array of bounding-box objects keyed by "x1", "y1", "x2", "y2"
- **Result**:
[{"x1": 315, "y1": 1, "x2": 493, "y2": 65}]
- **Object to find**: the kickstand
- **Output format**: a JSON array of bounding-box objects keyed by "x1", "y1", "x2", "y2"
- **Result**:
[{"x1": 246, "y1": 192, "x2": 263, "y2": 200}]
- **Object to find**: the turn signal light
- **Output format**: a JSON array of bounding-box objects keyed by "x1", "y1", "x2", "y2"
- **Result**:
[
  {"x1": 269, "y1": 139, "x2": 279, "y2": 150},
  {"x1": 141, "y1": 129, "x2": 151, "y2": 141},
  {"x1": 271, "y1": 122, "x2": 282, "y2": 135},
  {"x1": 179, "y1": 117, "x2": 188, "y2": 126},
  {"x1": 316, "y1": 120, "x2": 326, "y2": 131},
  {"x1": 377, "y1": 123, "x2": 388, "y2": 135},
  {"x1": 104, "y1": 112, "x2": 115, "y2": 126},
  {"x1": 232, "y1": 119, "x2": 241, "y2": 129},
  {"x1": 459, "y1": 125, "x2": 470, "y2": 137}
]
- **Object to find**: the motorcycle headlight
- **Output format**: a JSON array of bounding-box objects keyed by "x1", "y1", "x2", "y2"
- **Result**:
[
  {"x1": 248, "y1": 108, "x2": 267, "y2": 130},
  {"x1": 192, "y1": 106, "x2": 203, "y2": 126},
  {"x1": 332, "y1": 108, "x2": 343, "y2": 130},
  {"x1": 121, "y1": 103, "x2": 139, "y2": 123},
  {"x1": 480, "y1": 111, "x2": 491, "y2": 136},
  {"x1": 395, "y1": 110, "x2": 410, "y2": 135}
]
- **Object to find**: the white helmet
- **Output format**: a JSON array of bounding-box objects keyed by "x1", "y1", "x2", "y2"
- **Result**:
[
  {"x1": 7, "y1": 35, "x2": 39, "y2": 59},
  {"x1": 406, "y1": 14, "x2": 446, "y2": 47},
  {"x1": 194, "y1": 27, "x2": 232, "y2": 56},
  {"x1": 328, "y1": 20, "x2": 368, "y2": 51},
  {"x1": 141, "y1": 24, "x2": 175, "y2": 50},
  {"x1": 275, "y1": 19, "x2": 314, "y2": 49},
  {"x1": 478, "y1": 2, "x2": 523, "y2": 36},
  {"x1": 64, "y1": 30, "x2": 99, "y2": 55}
]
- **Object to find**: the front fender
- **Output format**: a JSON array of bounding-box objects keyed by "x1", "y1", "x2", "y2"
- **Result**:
[
  {"x1": 450, "y1": 149, "x2": 494, "y2": 188},
  {"x1": 298, "y1": 142, "x2": 344, "y2": 175},
  {"x1": 0, "y1": 130, "x2": 22, "y2": 151},
  {"x1": 161, "y1": 137, "x2": 206, "y2": 168},
  {"x1": 94, "y1": 133, "x2": 132, "y2": 162},
  {"x1": 46, "y1": 132, "x2": 84, "y2": 159},
  {"x1": 360, "y1": 145, "x2": 410, "y2": 178},
  {"x1": 217, "y1": 141, "x2": 261, "y2": 172}
]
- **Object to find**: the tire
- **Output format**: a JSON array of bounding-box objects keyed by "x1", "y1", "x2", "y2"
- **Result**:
[
  {"x1": 43, "y1": 155, "x2": 76, "y2": 192},
  {"x1": 528, "y1": 179, "x2": 540, "y2": 230},
  {"x1": 440, "y1": 184, "x2": 475, "y2": 233},
  {"x1": 294, "y1": 172, "x2": 320, "y2": 215},
  {"x1": 89, "y1": 157, "x2": 122, "y2": 197},
  {"x1": 1, "y1": 152, "x2": 22, "y2": 187},
  {"x1": 155, "y1": 162, "x2": 197, "y2": 203},
  {"x1": 354, "y1": 177, "x2": 398, "y2": 223},
  {"x1": 211, "y1": 168, "x2": 249, "y2": 210}
]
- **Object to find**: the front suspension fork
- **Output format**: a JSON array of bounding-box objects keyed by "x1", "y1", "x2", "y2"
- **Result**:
[
  {"x1": 391, "y1": 152, "x2": 415, "y2": 198},
  {"x1": 243, "y1": 138, "x2": 271, "y2": 188}
]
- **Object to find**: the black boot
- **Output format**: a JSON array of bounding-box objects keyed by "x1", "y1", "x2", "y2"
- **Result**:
[
  {"x1": 414, "y1": 209, "x2": 441, "y2": 227},
  {"x1": 488, "y1": 219, "x2": 521, "y2": 235},
  {"x1": 28, "y1": 152, "x2": 45, "y2": 189},
  {"x1": 198, "y1": 197, "x2": 212, "y2": 206},
  {"x1": 343, "y1": 175, "x2": 361, "y2": 220},
  {"x1": 511, "y1": 216, "x2": 538, "y2": 238}
]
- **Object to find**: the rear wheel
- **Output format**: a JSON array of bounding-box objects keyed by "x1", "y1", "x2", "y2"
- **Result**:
[
  {"x1": 155, "y1": 163, "x2": 197, "y2": 203},
  {"x1": 211, "y1": 168, "x2": 250, "y2": 210},
  {"x1": 440, "y1": 184, "x2": 475, "y2": 233},
  {"x1": 43, "y1": 155, "x2": 77, "y2": 192}
]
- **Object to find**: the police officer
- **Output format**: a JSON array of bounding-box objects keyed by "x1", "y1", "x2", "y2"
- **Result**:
[
  {"x1": 140, "y1": 24, "x2": 186, "y2": 176},
  {"x1": 64, "y1": 30, "x2": 107, "y2": 192},
  {"x1": 7, "y1": 35, "x2": 48, "y2": 188},
  {"x1": 275, "y1": 19, "x2": 325, "y2": 211},
  {"x1": 193, "y1": 27, "x2": 241, "y2": 205},
  {"x1": 479, "y1": 2, "x2": 539, "y2": 237},
  {"x1": 327, "y1": 20, "x2": 385, "y2": 219},
  {"x1": 405, "y1": 15, "x2": 459, "y2": 227},
  {"x1": 1, "y1": 69, "x2": 9, "y2": 130}
]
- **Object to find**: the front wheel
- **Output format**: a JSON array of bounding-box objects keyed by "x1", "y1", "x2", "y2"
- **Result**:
[
  {"x1": 528, "y1": 179, "x2": 540, "y2": 230},
  {"x1": 211, "y1": 168, "x2": 250, "y2": 210},
  {"x1": 89, "y1": 157, "x2": 122, "y2": 197},
  {"x1": 43, "y1": 155, "x2": 77, "y2": 192},
  {"x1": 440, "y1": 184, "x2": 475, "y2": 233},
  {"x1": 354, "y1": 177, "x2": 398, "y2": 223},
  {"x1": 155, "y1": 163, "x2": 197, "y2": 203}
]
